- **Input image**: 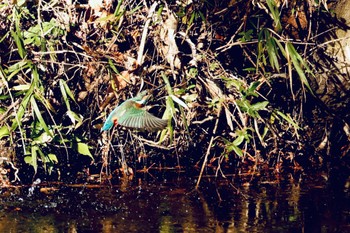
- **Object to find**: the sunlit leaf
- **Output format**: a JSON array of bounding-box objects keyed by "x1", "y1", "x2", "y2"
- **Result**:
[
  {"x1": 0, "y1": 125, "x2": 9, "y2": 139},
  {"x1": 251, "y1": 101, "x2": 269, "y2": 111},
  {"x1": 182, "y1": 93, "x2": 198, "y2": 102},
  {"x1": 231, "y1": 144, "x2": 243, "y2": 157},
  {"x1": 77, "y1": 142, "x2": 94, "y2": 160},
  {"x1": 30, "y1": 145, "x2": 38, "y2": 173},
  {"x1": 67, "y1": 110, "x2": 83, "y2": 129},
  {"x1": 233, "y1": 134, "x2": 245, "y2": 146},
  {"x1": 48, "y1": 153, "x2": 58, "y2": 163},
  {"x1": 24, "y1": 156, "x2": 32, "y2": 164},
  {"x1": 12, "y1": 84, "x2": 30, "y2": 91},
  {"x1": 170, "y1": 94, "x2": 189, "y2": 110}
]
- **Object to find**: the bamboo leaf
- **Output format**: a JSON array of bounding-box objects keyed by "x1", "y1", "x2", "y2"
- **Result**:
[
  {"x1": 170, "y1": 94, "x2": 189, "y2": 110},
  {"x1": 286, "y1": 43, "x2": 313, "y2": 94},
  {"x1": 10, "y1": 30, "x2": 26, "y2": 59},
  {"x1": 266, "y1": 0, "x2": 282, "y2": 31},
  {"x1": 67, "y1": 110, "x2": 83, "y2": 129},
  {"x1": 6, "y1": 60, "x2": 31, "y2": 81},
  {"x1": 12, "y1": 84, "x2": 31, "y2": 91},
  {"x1": 62, "y1": 79, "x2": 77, "y2": 103},
  {"x1": 59, "y1": 79, "x2": 70, "y2": 110},
  {"x1": 232, "y1": 144, "x2": 243, "y2": 157},
  {"x1": 275, "y1": 110, "x2": 300, "y2": 130},
  {"x1": 30, "y1": 145, "x2": 38, "y2": 173},
  {"x1": 11, "y1": 84, "x2": 34, "y2": 130},
  {"x1": 31, "y1": 96, "x2": 52, "y2": 137}
]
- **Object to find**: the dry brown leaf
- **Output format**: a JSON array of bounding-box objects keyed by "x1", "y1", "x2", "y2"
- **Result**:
[
  {"x1": 286, "y1": 11, "x2": 308, "y2": 30},
  {"x1": 78, "y1": 91, "x2": 88, "y2": 102},
  {"x1": 99, "y1": 71, "x2": 131, "y2": 110},
  {"x1": 159, "y1": 10, "x2": 181, "y2": 74},
  {"x1": 113, "y1": 70, "x2": 130, "y2": 91},
  {"x1": 85, "y1": 62, "x2": 97, "y2": 78},
  {"x1": 165, "y1": 13, "x2": 181, "y2": 70},
  {"x1": 124, "y1": 56, "x2": 139, "y2": 72}
]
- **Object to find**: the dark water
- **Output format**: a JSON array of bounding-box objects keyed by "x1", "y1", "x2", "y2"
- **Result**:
[{"x1": 0, "y1": 172, "x2": 349, "y2": 233}]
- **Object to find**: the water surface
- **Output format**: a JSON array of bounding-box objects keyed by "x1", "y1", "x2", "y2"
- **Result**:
[{"x1": 0, "y1": 172, "x2": 349, "y2": 232}]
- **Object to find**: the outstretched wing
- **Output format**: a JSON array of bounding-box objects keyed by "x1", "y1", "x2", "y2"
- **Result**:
[{"x1": 118, "y1": 108, "x2": 168, "y2": 132}]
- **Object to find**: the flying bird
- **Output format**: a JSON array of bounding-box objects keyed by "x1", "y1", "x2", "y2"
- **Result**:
[{"x1": 101, "y1": 90, "x2": 168, "y2": 132}]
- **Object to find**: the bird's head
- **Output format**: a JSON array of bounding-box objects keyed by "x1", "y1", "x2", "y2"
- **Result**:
[{"x1": 131, "y1": 90, "x2": 150, "y2": 107}]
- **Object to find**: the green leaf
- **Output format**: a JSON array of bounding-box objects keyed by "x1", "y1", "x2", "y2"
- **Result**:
[
  {"x1": 266, "y1": 36, "x2": 280, "y2": 70},
  {"x1": 266, "y1": 0, "x2": 282, "y2": 31},
  {"x1": 24, "y1": 156, "x2": 33, "y2": 164},
  {"x1": 62, "y1": 79, "x2": 77, "y2": 103},
  {"x1": 77, "y1": 142, "x2": 94, "y2": 160},
  {"x1": 48, "y1": 153, "x2": 58, "y2": 163},
  {"x1": 233, "y1": 135, "x2": 245, "y2": 146},
  {"x1": 275, "y1": 110, "x2": 300, "y2": 130},
  {"x1": 246, "y1": 81, "x2": 260, "y2": 97},
  {"x1": 231, "y1": 144, "x2": 243, "y2": 157},
  {"x1": 31, "y1": 96, "x2": 53, "y2": 137},
  {"x1": 59, "y1": 79, "x2": 70, "y2": 110},
  {"x1": 6, "y1": 60, "x2": 31, "y2": 81},
  {"x1": 226, "y1": 143, "x2": 243, "y2": 157},
  {"x1": 108, "y1": 59, "x2": 119, "y2": 73},
  {"x1": 0, "y1": 126, "x2": 9, "y2": 139},
  {"x1": 251, "y1": 101, "x2": 269, "y2": 111},
  {"x1": 10, "y1": 30, "x2": 26, "y2": 59},
  {"x1": 11, "y1": 84, "x2": 34, "y2": 130},
  {"x1": 286, "y1": 43, "x2": 314, "y2": 94}
]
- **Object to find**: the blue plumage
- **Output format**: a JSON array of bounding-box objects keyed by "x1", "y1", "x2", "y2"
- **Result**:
[
  {"x1": 101, "y1": 108, "x2": 118, "y2": 131},
  {"x1": 101, "y1": 90, "x2": 167, "y2": 132}
]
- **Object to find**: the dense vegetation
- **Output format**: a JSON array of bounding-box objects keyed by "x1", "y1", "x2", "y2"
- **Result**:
[{"x1": 1, "y1": 0, "x2": 349, "y2": 187}]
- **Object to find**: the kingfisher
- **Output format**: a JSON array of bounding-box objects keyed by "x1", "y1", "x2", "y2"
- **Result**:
[{"x1": 101, "y1": 90, "x2": 168, "y2": 132}]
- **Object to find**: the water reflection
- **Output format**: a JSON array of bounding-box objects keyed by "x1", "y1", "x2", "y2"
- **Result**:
[{"x1": 0, "y1": 173, "x2": 349, "y2": 232}]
